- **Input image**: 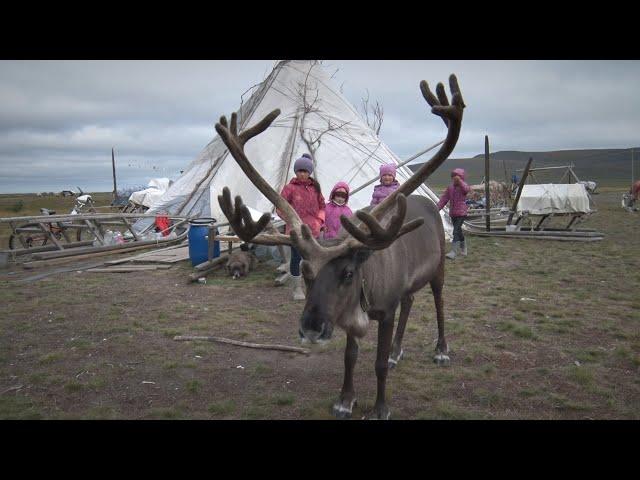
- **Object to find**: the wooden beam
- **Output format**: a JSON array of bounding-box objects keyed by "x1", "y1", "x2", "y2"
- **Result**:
[
  {"x1": 38, "y1": 222, "x2": 64, "y2": 250},
  {"x1": 484, "y1": 135, "x2": 491, "y2": 232},
  {"x1": 507, "y1": 157, "x2": 533, "y2": 226}
]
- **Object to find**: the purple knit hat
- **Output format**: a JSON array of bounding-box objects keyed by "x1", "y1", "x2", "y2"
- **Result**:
[
  {"x1": 293, "y1": 153, "x2": 314, "y2": 174},
  {"x1": 379, "y1": 163, "x2": 396, "y2": 179}
]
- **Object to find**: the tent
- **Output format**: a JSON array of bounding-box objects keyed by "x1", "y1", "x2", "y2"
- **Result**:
[
  {"x1": 517, "y1": 184, "x2": 592, "y2": 215},
  {"x1": 129, "y1": 178, "x2": 173, "y2": 209},
  {"x1": 146, "y1": 60, "x2": 452, "y2": 237}
]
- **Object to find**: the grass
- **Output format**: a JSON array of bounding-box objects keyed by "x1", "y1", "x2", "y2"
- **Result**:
[{"x1": 1, "y1": 190, "x2": 639, "y2": 420}]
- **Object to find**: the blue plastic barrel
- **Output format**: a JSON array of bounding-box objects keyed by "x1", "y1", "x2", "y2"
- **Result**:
[{"x1": 188, "y1": 218, "x2": 220, "y2": 267}]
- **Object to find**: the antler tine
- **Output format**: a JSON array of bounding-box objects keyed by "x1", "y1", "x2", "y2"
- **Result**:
[
  {"x1": 217, "y1": 187, "x2": 293, "y2": 247},
  {"x1": 340, "y1": 194, "x2": 425, "y2": 250}
]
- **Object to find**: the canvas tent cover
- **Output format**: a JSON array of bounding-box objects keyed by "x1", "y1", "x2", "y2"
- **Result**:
[
  {"x1": 129, "y1": 178, "x2": 172, "y2": 209},
  {"x1": 145, "y1": 60, "x2": 452, "y2": 238},
  {"x1": 516, "y1": 184, "x2": 591, "y2": 215}
]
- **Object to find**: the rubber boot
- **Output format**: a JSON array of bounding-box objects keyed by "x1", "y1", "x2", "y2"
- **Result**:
[
  {"x1": 446, "y1": 241, "x2": 459, "y2": 260},
  {"x1": 291, "y1": 275, "x2": 306, "y2": 301},
  {"x1": 459, "y1": 240, "x2": 467, "y2": 257},
  {"x1": 274, "y1": 272, "x2": 291, "y2": 287}
]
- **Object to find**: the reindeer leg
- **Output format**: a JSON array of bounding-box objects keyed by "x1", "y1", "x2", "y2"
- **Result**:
[
  {"x1": 431, "y1": 270, "x2": 450, "y2": 366},
  {"x1": 389, "y1": 294, "x2": 414, "y2": 368},
  {"x1": 366, "y1": 313, "x2": 395, "y2": 420},
  {"x1": 332, "y1": 334, "x2": 358, "y2": 419}
]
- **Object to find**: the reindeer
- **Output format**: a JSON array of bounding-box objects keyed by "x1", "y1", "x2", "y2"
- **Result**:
[{"x1": 214, "y1": 75, "x2": 465, "y2": 419}]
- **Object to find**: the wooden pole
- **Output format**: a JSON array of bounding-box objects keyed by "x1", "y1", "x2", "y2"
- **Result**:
[
  {"x1": 349, "y1": 139, "x2": 445, "y2": 196},
  {"x1": 173, "y1": 335, "x2": 310, "y2": 355},
  {"x1": 207, "y1": 225, "x2": 216, "y2": 262},
  {"x1": 507, "y1": 157, "x2": 533, "y2": 226},
  {"x1": 112, "y1": 147, "x2": 117, "y2": 202},
  {"x1": 484, "y1": 135, "x2": 491, "y2": 232}
]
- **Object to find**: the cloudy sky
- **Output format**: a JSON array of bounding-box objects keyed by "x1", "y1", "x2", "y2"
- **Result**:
[{"x1": 0, "y1": 60, "x2": 638, "y2": 193}]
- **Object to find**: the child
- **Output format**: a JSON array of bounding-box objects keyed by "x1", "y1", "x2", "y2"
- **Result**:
[
  {"x1": 323, "y1": 181, "x2": 353, "y2": 240},
  {"x1": 371, "y1": 164, "x2": 400, "y2": 206},
  {"x1": 437, "y1": 168, "x2": 471, "y2": 259},
  {"x1": 279, "y1": 153, "x2": 326, "y2": 300}
]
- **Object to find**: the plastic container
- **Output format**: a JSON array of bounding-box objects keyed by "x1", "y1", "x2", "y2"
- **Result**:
[{"x1": 188, "y1": 218, "x2": 220, "y2": 267}]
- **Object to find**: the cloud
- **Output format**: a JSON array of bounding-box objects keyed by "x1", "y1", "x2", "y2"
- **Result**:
[{"x1": 1, "y1": 60, "x2": 639, "y2": 193}]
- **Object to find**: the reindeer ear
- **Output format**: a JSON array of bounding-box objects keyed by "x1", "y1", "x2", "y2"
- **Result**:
[{"x1": 353, "y1": 249, "x2": 372, "y2": 266}]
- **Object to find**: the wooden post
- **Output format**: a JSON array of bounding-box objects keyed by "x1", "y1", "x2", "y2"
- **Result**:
[
  {"x1": 507, "y1": 157, "x2": 533, "y2": 226},
  {"x1": 9, "y1": 221, "x2": 27, "y2": 249},
  {"x1": 207, "y1": 225, "x2": 216, "y2": 262},
  {"x1": 112, "y1": 147, "x2": 117, "y2": 202},
  {"x1": 38, "y1": 222, "x2": 64, "y2": 250},
  {"x1": 484, "y1": 135, "x2": 491, "y2": 231}
]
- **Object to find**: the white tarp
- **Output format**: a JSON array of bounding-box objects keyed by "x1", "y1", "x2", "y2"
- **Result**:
[
  {"x1": 129, "y1": 178, "x2": 172, "y2": 208},
  {"x1": 517, "y1": 184, "x2": 591, "y2": 215},
  {"x1": 146, "y1": 60, "x2": 453, "y2": 239}
]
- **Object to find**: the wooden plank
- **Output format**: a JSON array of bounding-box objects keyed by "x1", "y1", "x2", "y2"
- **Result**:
[
  {"x1": 120, "y1": 216, "x2": 141, "y2": 241},
  {"x1": 38, "y1": 222, "x2": 64, "y2": 250},
  {"x1": 507, "y1": 157, "x2": 533, "y2": 226}
]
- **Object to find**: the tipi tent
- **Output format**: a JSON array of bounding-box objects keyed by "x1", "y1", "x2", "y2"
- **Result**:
[{"x1": 147, "y1": 60, "x2": 452, "y2": 237}]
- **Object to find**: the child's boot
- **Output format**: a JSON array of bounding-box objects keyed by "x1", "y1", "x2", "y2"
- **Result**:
[
  {"x1": 291, "y1": 275, "x2": 306, "y2": 301},
  {"x1": 459, "y1": 240, "x2": 467, "y2": 257},
  {"x1": 446, "y1": 241, "x2": 459, "y2": 260}
]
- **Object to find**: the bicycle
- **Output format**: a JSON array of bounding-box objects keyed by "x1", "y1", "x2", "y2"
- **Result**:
[{"x1": 8, "y1": 194, "x2": 96, "y2": 250}]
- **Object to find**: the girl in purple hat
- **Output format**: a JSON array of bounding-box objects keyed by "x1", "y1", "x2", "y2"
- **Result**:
[
  {"x1": 278, "y1": 153, "x2": 325, "y2": 300},
  {"x1": 370, "y1": 163, "x2": 400, "y2": 206},
  {"x1": 323, "y1": 181, "x2": 353, "y2": 240}
]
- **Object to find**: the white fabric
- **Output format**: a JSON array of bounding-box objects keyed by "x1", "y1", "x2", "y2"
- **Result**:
[
  {"x1": 517, "y1": 184, "x2": 591, "y2": 215},
  {"x1": 129, "y1": 177, "x2": 172, "y2": 208},
  {"x1": 146, "y1": 60, "x2": 452, "y2": 238}
]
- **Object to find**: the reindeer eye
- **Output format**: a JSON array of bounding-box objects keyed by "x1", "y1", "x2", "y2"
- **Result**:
[{"x1": 343, "y1": 270, "x2": 354, "y2": 282}]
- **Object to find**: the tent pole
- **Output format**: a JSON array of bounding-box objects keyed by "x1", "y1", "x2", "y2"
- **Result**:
[
  {"x1": 112, "y1": 147, "x2": 117, "y2": 202},
  {"x1": 350, "y1": 139, "x2": 445, "y2": 196}
]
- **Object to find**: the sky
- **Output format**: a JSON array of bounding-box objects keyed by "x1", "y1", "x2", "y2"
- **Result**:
[{"x1": 0, "y1": 60, "x2": 638, "y2": 193}]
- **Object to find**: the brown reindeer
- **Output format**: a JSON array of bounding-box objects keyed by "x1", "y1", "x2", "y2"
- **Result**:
[{"x1": 214, "y1": 75, "x2": 465, "y2": 419}]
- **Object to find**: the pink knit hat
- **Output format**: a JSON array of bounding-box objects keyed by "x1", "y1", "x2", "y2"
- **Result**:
[{"x1": 379, "y1": 163, "x2": 396, "y2": 179}]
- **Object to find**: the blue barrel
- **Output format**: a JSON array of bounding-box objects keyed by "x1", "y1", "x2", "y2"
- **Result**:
[{"x1": 188, "y1": 218, "x2": 220, "y2": 267}]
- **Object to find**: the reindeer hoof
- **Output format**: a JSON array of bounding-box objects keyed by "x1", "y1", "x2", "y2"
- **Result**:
[
  {"x1": 332, "y1": 399, "x2": 357, "y2": 419},
  {"x1": 433, "y1": 353, "x2": 451, "y2": 366},
  {"x1": 363, "y1": 405, "x2": 391, "y2": 420},
  {"x1": 388, "y1": 349, "x2": 404, "y2": 369}
]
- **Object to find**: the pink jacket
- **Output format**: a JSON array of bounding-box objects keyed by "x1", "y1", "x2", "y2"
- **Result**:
[
  {"x1": 324, "y1": 181, "x2": 353, "y2": 240},
  {"x1": 437, "y1": 168, "x2": 471, "y2": 217},
  {"x1": 370, "y1": 180, "x2": 400, "y2": 206},
  {"x1": 279, "y1": 177, "x2": 326, "y2": 238}
]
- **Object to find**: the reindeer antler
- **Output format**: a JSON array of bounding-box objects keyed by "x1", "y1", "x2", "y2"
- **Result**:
[
  {"x1": 340, "y1": 194, "x2": 424, "y2": 250},
  {"x1": 369, "y1": 74, "x2": 465, "y2": 222},
  {"x1": 214, "y1": 74, "x2": 464, "y2": 279}
]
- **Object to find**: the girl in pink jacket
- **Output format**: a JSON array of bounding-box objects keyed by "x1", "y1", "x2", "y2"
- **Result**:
[
  {"x1": 370, "y1": 164, "x2": 400, "y2": 206},
  {"x1": 437, "y1": 167, "x2": 471, "y2": 259},
  {"x1": 278, "y1": 153, "x2": 325, "y2": 300},
  {"x1": 323, "y1": 181, "x2": 353, "y2": 240}
]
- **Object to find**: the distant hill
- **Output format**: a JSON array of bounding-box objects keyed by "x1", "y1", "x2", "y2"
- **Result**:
[{"x1": 409, "y1": 147, "x2": 638, "y2": 187}]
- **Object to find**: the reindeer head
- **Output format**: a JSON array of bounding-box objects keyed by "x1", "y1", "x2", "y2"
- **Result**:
[{"x1": 215, "y1": 75, "x2": 465, "y2": 343}]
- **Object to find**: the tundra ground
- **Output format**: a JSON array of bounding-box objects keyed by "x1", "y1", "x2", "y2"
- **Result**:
[{"x1": 0, "y1": 190, "x2": 638, "y2": 419}]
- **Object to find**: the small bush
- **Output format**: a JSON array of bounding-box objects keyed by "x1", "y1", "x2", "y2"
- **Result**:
[{"x1": 10, "y1": 200, "x2": 24, "y2": 212}]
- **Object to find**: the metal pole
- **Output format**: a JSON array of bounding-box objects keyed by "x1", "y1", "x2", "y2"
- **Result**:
[
  {"x1": 632, "y1": 148, "x2": 635, "y2": 187},
  {"x1": 349, "y1": 139, "x2": 445, "y2": 196},
  {"x1": 112, "y1": 147, "x2": 117, "y2": 202},
  {"x1": 484, "y1": 135, "x2": 491, "y2": 232}
]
